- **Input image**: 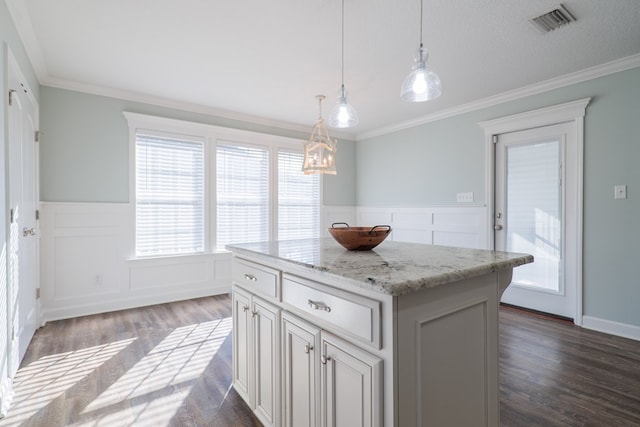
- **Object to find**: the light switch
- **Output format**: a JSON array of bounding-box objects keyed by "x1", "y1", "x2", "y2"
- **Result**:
[{"x1": 614, "y1": 185, "x2": 627, "y2": 199}]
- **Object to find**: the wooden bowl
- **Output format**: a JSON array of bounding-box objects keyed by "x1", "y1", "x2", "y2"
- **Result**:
[{"x1": 328, "y1": 223, "x2": 392, "y2": 251}]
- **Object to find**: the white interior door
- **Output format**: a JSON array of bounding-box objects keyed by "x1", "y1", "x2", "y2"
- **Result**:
[
  {"x1": 7, "y1": 52, "x2": 39, "y2": 373},
  {"x1": 495, "y1": 122, "x2": 577, "y2": 319}
]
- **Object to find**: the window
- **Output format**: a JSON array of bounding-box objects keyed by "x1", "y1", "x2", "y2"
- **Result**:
[
  {"x1": 278, "y1": 150, "x2": 320, "y2": 240},
  {"x1": 127, "y1": 112, "x2": 323, "y2": 256},
  {"x1": 216, "y1": 143, "x2": 270, "y2": 250},
  {"x1": 135, "y1": 132, "x2": 205, "y2": 257}
]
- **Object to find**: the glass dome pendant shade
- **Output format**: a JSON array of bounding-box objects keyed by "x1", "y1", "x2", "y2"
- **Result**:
[
  {"x1": 329, "y1": 85, "x2": 359, "y2": 128},
  {"x1": 400, "y1": 43, "x2": 441, "y2": 102}
]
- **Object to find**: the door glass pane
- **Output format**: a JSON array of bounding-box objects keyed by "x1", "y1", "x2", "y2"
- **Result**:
[{"x1": 506, "y1": 140, "x2": 562, "y2": 292}]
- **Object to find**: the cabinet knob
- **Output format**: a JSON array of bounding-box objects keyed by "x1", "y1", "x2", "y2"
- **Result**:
[
  {"x1": 244, "y1": 273, "x2": 257, "y2": 282},
  {"x1": 304, "y1": 344, "x2": 314, "y2": 354},
  {"x1": 251, "y1": 310, "x2": 258, "y2": 317},
  {"x1": 494, "y1": 225, "x2": 503, "y2": 230},
  {"x1": 321, "y1": 355, "x2": 331, "y2": 365},
  {"x1": 242, "y1": 305, "x2": 249, "y2": 312}
]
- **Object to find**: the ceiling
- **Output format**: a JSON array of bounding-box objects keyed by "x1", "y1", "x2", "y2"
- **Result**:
[{"x1": 7, "y1": 0, "x2": 640, "y2": 139}]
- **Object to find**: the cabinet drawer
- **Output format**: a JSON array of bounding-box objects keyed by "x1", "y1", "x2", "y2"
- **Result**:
[
  {"x1": 282, "y1": 274, "x2": 381, "y2": 349},
  {"x1": 232, "y1": 258, "x2": 280, "y2": 299}
]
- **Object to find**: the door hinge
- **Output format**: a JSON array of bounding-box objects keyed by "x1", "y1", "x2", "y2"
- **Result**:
[
  {"x1": 492, "y1": 135, "x2": 498, "y2": 144},
  {"x1": 35, "y1": 130, "x2": 41, "y2": 142},
  {"x1": 8, "y1": 89, "x2": 16, "y2": 106},
  {"x1": 36, "y1": 209, "x2": 40, "y2": 220},
  {"x1": 10, "y1": 208, "x2": 14, "y2": 223},
  {"x1": 36, "y1": 288, "x2": 41, "y2": 299}
]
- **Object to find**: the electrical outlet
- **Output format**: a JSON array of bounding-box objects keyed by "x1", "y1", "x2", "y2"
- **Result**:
[
  {"x1": 614, "y1": 185, "x2": 627, "y2": 199},
  {"x1": 457, "y1": 192, "x2": 474, "y2": 203}
]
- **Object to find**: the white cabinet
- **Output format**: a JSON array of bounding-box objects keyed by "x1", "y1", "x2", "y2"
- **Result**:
[
  {"x1": 320, "y1": 332, "x2": 383, "y2": 427},
  {"x1": 232, "y1": 287, "x2": 252, "y2": 403},
  {"x1": 281, "y1": 312, "x2": 321, "y2": 427},
  {"x1": 282, "y1": 311, "x2": 383, "y2": 427},
  {"x1": 231, "y1": 252, "x2": 512, "y2": 427},
  {"x1": 232, "y1": 285, "x2": 281, "y2": 427}
]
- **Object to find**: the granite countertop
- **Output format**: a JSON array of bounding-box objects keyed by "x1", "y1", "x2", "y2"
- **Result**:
[{"x1": 226, "y1": 238, "x2": 533, "y2": 296}]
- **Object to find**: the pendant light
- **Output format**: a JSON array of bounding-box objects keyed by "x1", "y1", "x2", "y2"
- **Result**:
[
  {"x1": 328, "y1": 0, "x2": 358, "y2": 128},
  {"x1": 400, "y1": 0, "x2": 441, "y2": 102},
  {"x1": 302, "y1": 95, "x2": 338, "y2": 175}
]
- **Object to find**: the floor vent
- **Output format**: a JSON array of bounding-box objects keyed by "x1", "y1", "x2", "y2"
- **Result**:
[{"x1": 530, "y1": 4, "x2": 576, "y2": 33}]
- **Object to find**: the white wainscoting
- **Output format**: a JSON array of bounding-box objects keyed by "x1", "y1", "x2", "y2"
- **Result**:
[
  {"x1": 355, "y1": 206, "x2": 489, "y2": 249},
  {"x1": 40, "y1": 204, "x2": 486, "y2": 322},
  {"x1": 40, "y1": 202, "x2": 231, "y2": 322}
]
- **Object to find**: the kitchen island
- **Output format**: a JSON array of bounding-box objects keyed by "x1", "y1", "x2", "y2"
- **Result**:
[{"x1": 227, "y1": 238, "x2": 533, "y2": 427}]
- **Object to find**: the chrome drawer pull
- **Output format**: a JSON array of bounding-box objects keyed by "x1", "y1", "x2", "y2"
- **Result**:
[
  {"x1": 304, "y1": 344, "x2": 313, "y2": 354},
  {"x1": 242, "y1": 305, "x2": 249, "y2": 312},
  {"x1": 321, "y1": 355, "x2": 331, "y2": 365},
  {"x1": 308, "y1": 299, "x2": 331, "y2": 312},
  {"x1": 244, "y1": 273, "x2": 257, "y2": 282}
]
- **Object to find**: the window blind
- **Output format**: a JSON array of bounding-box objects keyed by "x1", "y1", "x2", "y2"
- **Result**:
[
  {"x1": 135, "y1": 132, "x2": 205, "y2": 257},
  {"x1": 216, "y1": 143, "x2": 270, "y2": 250},
  {"x1": 278, "y1": 150, "x2": 320, "y2": 241}
]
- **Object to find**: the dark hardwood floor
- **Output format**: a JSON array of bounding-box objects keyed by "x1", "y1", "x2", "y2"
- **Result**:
[
  {"x1": 499, "y1": 305, "x2": 640, "y2": 426},
  {"x1": 1, "y1": 296, "x2": 639, "y2": 426}
]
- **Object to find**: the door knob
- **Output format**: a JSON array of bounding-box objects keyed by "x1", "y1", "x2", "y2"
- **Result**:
[
  {"x1": 22, "y1": 227, "x2": 36, "y2": 236},
  {"x1": 494, "y1": 225, "x2": 503, "y2": 231}
]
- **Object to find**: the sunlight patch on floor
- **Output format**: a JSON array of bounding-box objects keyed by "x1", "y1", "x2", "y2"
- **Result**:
[
  {"x1": 77, "y1": 317, "x2": 232, "y2": 424},
  {"x1": 0, "y1": 338, "x2": 136, "y2": 427}
]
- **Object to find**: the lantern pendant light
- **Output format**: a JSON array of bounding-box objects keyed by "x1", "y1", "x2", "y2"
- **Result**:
[
  {"x1": 400, "y1": 0, "x2": 441, "y2": 102},
  {"x1": 303, "y1": 95, "x2": 338, "y2": 175},
  {"x1": 328, "y1": 0, "x2": 358, "y2": 128}
]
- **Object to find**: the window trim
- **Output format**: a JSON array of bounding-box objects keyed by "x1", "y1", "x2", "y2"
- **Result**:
[{"x1": 124, "y1": 112, "x2": 323, "y2": 259}]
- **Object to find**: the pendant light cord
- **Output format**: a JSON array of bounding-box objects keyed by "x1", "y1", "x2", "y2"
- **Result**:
[
  {"x1": 341, "y1": 0, "x2": 345, "y2": 92},
  {"x1": 419, "y1": 0, "x2": 424, "y2": 47}
]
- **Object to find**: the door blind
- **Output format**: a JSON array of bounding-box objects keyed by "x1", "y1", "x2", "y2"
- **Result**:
[{"x1": 135, "y1": 132, "x2": 205, "y2": 257}]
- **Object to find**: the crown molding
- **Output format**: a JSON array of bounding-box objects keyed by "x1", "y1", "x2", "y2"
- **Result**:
[
  {"x1": 5, "y1": 0, "x2": 357, "y2": 140},
  {"x1": 357, "y1": 53, "x2": 640, "y2": 141},
  {"x1": 42, "y1": 76, "x2": 357, "y2": 140},
  {"x1": 7, "y1": 0, "x2": 637, "y2": 143},
  {"x1": 4, "y1": 0, "x2": 48, "y2": 81}
]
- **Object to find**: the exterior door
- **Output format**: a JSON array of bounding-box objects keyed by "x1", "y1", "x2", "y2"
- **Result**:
[
  {"x1": 495, "y1": 122, "x2": 577, "y2": 319},
  {"x1": 7, "y1": 52, "x2": 39, "y2": 374}
]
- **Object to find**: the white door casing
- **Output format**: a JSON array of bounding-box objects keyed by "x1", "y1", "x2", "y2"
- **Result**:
[{"x1": 480, "y1": 98, "x2": 589, "y2": 323}]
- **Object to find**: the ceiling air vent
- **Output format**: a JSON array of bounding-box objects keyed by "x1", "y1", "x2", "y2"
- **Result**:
[{"x1": 530, "y1": 4, "x2": 576, "y2": 33}]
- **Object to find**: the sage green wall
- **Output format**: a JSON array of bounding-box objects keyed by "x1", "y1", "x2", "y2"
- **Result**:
[
  {"x1": 39, "y1": 86, "x2": 356, "y2": 206},
  {"x1": 357, "y1": 67, "x2": 640, "y2": 327}
]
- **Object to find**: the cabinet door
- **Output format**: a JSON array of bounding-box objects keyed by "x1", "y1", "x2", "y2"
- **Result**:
[
  {"x1": 321, "y1": 332, "x2": 383, "y2": 427},
  {"x1": 282, "y1": 312, "x2": 321, "y2": 427},
  {"x1": 232, "y1": 286, "x2": 252, "y2": 406},
  {"x1": 252, "y1": 297, "x2": 281, "y2": 427}
]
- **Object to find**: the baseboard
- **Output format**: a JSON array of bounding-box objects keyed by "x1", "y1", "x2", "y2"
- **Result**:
[
  {"x1": 41, "y1": 284, "x2": 231, "y2": 323},
  {"x1": 0, "y1": 377, "x2": 14, "y2": 418},
  {"x1": 581, "y1": 315, "x2": 640, "y2": 342}
]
